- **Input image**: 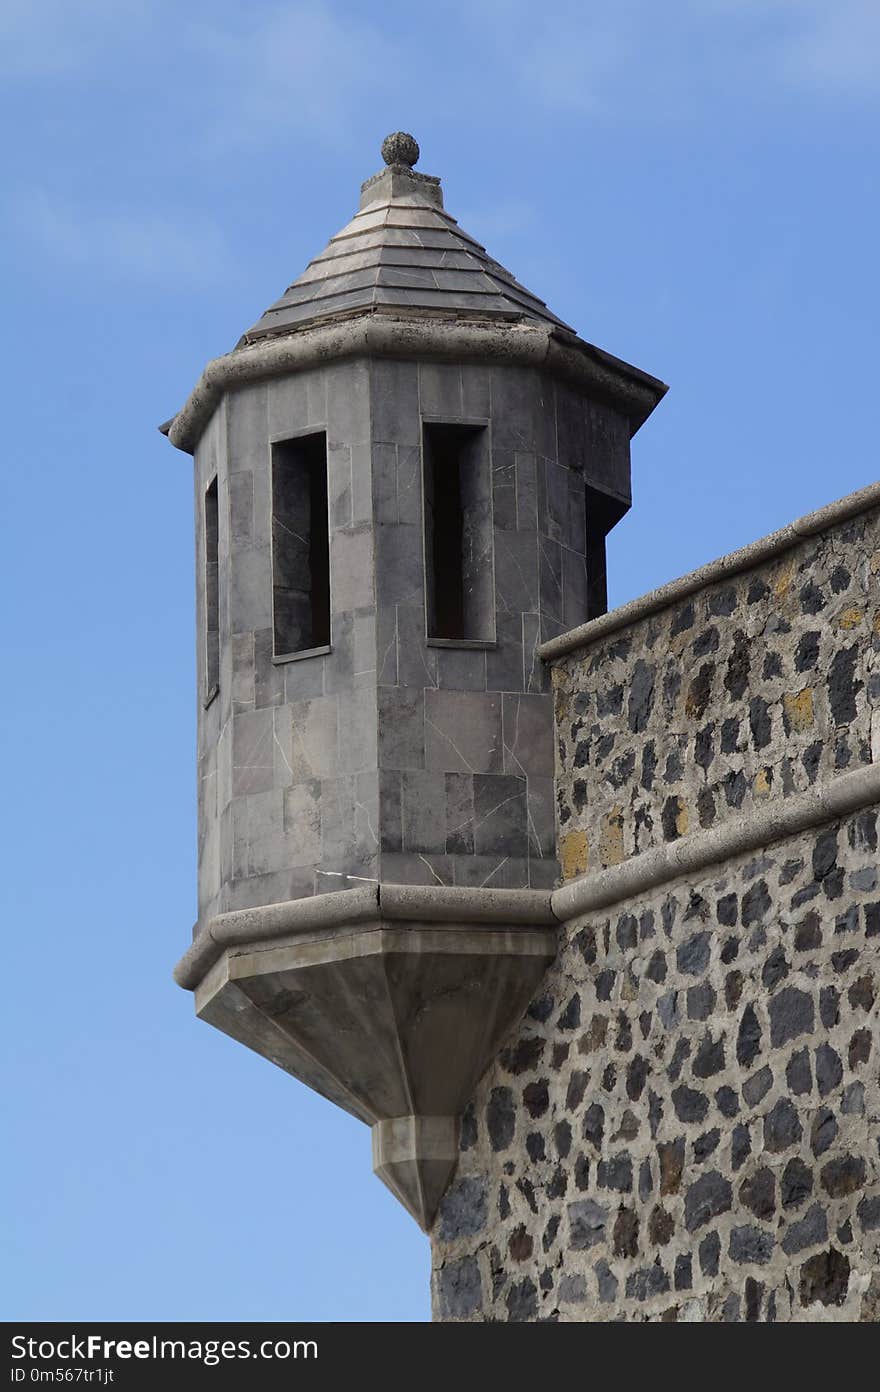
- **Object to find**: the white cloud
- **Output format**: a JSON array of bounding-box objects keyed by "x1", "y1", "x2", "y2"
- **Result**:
[
  {"x1": 0, "y1": 0, "x2": 149, "y2": 78},
  {"x1": 775, "y1": 1, "x2": 880, "y2": 94},
  {"x1": 0, "y1": 1, "x2": 404, "y2": 151},
  {"x1": 173, "y1": 4, "x2": 403, "y2": 151},
  {"x1": 455, "y1": 0, "x2": 880, "y2": 113},
  {"x1": 2, "y1": 0, "x2": 876, "y2": 165},
  {"x1": 9, "y1": 190, "x2": 232, "y2": 285}
]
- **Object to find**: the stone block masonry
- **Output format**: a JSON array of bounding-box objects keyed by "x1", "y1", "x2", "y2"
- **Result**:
[{"x1": 431, "y1": 489, "x2": 880, "y2": 1321}]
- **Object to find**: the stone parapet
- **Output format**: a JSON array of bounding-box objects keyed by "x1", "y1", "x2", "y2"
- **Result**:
[{"x1": 549, "y1": 491, "x2": 880, "y2": 885}]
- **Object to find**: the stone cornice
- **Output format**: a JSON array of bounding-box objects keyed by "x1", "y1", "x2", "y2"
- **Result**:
[
  {"x1": 177, "y1": 763, "x2": 880, "y2": 989},
  {"x1": 160, "y1": 312, "x2": 667, "y2": 455},
  {"x1": 539, "y1": 479, "x2": 880, "y2": 663},
  {"x1": 174, "y1": 882, "x2": 557, "y2": 991},
  {"x1": 551, "y1": 761, "x2": 880, "y2": 925}
]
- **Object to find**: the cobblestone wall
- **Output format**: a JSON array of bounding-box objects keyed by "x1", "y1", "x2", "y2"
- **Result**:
[
  {"x1": 431, "y1": 811, "x2": 880, "y2": 1321},
  {"x1": 430, "y1": 500, "x2": 880, "y2": 1322},
  {"x1": 553, "y1": 507, "x2": 880, "y2": 884}
]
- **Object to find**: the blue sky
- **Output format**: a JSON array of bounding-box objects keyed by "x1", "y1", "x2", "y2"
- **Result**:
[{"x1": 2, "y1": 0, "x2": 878, "y2": 1322}]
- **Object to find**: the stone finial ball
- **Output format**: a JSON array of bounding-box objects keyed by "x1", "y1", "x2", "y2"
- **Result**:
[{"x1": 381, "y1": 132, "x2": 419, "y2": 168}]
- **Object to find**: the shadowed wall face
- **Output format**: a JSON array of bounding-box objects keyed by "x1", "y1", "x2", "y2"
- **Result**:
[
  {"x1": 271, "y1": 432, "x2": 330, "y2": 658},
  {"x1": 430, "y1": 504, "x2": 880, "y2": 1322},
  {"x1": 193, "y1": 361, "x2": 380, "y2": 924},
  {"x1": 423, "y1": 422, "x2": 493, "y2": 644},
  {"x1": 371, "y1": 358, "x2": 630, "y2": 895}
]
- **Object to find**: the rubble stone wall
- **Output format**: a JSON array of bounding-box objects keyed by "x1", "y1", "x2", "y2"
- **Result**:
[
  {"x1": 553, "y1": 505, "x2": 880, "y2": 885},
  {"x1": 430, "y1": 498, "x2": 880, "y2": 1321}
]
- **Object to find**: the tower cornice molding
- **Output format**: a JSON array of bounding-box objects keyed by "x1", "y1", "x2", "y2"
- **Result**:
[
  {"x1": 160, "y1": 312, "x2": 667, "y2": 456},
  {"x1": 175, "y1": 881, "x2": 557, "y2": 992}
]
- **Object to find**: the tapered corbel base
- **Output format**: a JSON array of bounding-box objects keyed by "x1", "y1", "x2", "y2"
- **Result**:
[{"x1": 175, "y1": 883, "x2": 558, "y2": 1229}]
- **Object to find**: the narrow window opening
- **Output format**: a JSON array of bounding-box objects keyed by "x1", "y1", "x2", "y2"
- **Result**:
[
  {"x1": 585, "y1": 486, "x2": 628, "y2": 621},
  {"x1": 271, "y1": 432, "x2": 330, "y2": 657},
  {"x1": 423, "y1": 423, "x2": 493, "y2": 642},
  {"x1": 204, "y1": 477, "x2": 220, "y2": 699}
]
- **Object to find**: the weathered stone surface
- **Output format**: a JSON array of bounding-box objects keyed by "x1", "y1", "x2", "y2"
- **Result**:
[
  {"x1": 769, "y1": 987, "x2": 814, "y2": 1048},
  {"x1": 487, "y1": 1088, "x2": 516, "y2": 1152},
  {"x1": 675, "y1": 1253, "x2": 693, "y2": 1291},
  {"x1": 799, "y1": 1249, "x2": 851, "y2": 1308},
  {"x1": 506, "y1": 1278, "x2": 538, "y2": 1321},
  {"x1": 685, "y1": 1172, "x2": 733, "y2": 1232},
  {"x1": 597, "y1": 1153, "x2": 634, "y2": 1193},
  {"x1": 558, "y1": 1272, "x2": 588, "y2": 1304},
  {"x1": 785, "y1": 1048, "x2": 812, "y2": 1096},
  {"x1": 739, "y1": 1168, "x2": 775, "y2": 1221},
  {"x1": 625, "y1": 1262, "x2": 670, "y2": 1301},
  {"x1": 677, "y1": 932, "x2": 711, "y2": 976},
  {"x1": 613, "y1": 1207, "x2": 639, "y2": 1258},
  {"x1": 810, "y1": 1106, "x2": 839, "y2": 1159},
  {"x1": 742, "y1": 1065, "x2": 773, "y2": 1106},
  {"x1": 736, "y1": 1004, "x2": 762, "y2": 1068},
  {"x1": 436, "y1": 1255, "x2": 483, "y2": 1318},
  {"x1": 715, "y1": 1085, "x2": 739, "y2": 1118},
  {"x1": 857, "y1": 1196, "x2": 880, "y2": 1233},
  {"x1": 729, "y1": 1226, "x2": 774, "y2": 1266},
  {"x1": 508, "y1": 1224, "x2": 533, "y2": 1261},
  {"x1": 551, "y1": 500, "x2": 880, "y2": 877},
  {"x1": 582, "y1": 1103, "x2": 605, "y2": 1150},
  {"x1": 699, "y1": 1230, "x2": 721, "y2": 1278},
  {"x1": 693, "y1": 1128, "x2": 720, "y2": 1163},
  {"x1": 814, "y1": 1043, "x2": 843, "y2": 1097},
  {"x1": 781, "y1": 1158, "x2": 814, "y2": 1210},
  {"x1": 658, "y1": 1137, "x2": 685, "y2": 1196},
  {"x1": 438, "y1": 1177, "x2": 487, "y2": 1240},
  {"x1": 763, "y1": 1098, "x2": 803, "y2": 1153},
  {"x1": 782, "y1": 1203, "x2": 827, "y2": 1256},
  {"x1": 730, "y1": 1126, "x2": 749, "y2": 1175},
  {"x1": 820, "y1": 1155, "x2": 866, "y2": 1198},
  {"x1": 430, "y1": 497, "x2": 880, "y2": 1322},
  {"x1": 693, "y1": 1033, "x2": 725, "y2": 1078},
  {"x1": 672, "y1": 1085, "x2": 709, "y2": 1123},
  {"x1": 859, "y1": 1271, "x2": 880, "y2": 1322},
  {"x1": 568, "y1": 1199, "x2": 608, "y2": 1250}
]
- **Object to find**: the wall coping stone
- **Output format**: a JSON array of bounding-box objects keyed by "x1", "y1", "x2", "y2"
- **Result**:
[
  {"x1": 539, "y1": 478, "x2": 880, "y2": 662},
  {"x1": 174, "y1": 882, "x2": 557, "y2": 991},
  {"x1": 178, "y1": 760, "x2": 880, "y2": 986},
  {"x1": 551, "y1": 760, "x2": 880, "y2": 923},
  {"x1": 159, "y1": 312, "x2": 667, "y2": 455}
]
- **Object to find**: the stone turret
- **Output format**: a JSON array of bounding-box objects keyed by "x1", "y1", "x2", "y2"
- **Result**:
[{"x1": 164, "y1": 134, "x2": 666, "y2": 1230}]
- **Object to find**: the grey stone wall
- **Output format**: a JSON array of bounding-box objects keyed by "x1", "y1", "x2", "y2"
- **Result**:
[
  {"x1": 194, "y1": 360, "x2": 379, "y2": 923},
  {"x1": 372, "y1": 360, "x2": 629, "y2": 893},
  {"x1": 553, "y1": 507, "x2": 880, "y2": 885},
  {"x1": 193, "y1": 357, "x2": 631, "y2": 924},
  {"x1": 431, "y1": 809, "x2": 880, "y2": 1322},
  {"x1": 430, "y1": 501, "x2": 880, "y2": 1322}
]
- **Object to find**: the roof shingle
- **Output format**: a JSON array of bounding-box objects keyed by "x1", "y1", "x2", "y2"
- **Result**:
[{"x1": 240, "y1": 161, "x2": 575, "y2": 345}]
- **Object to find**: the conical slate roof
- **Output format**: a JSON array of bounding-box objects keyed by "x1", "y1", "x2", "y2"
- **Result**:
[{"x1": 240, "y1": 133, "x2": 574, "y2": 345}]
